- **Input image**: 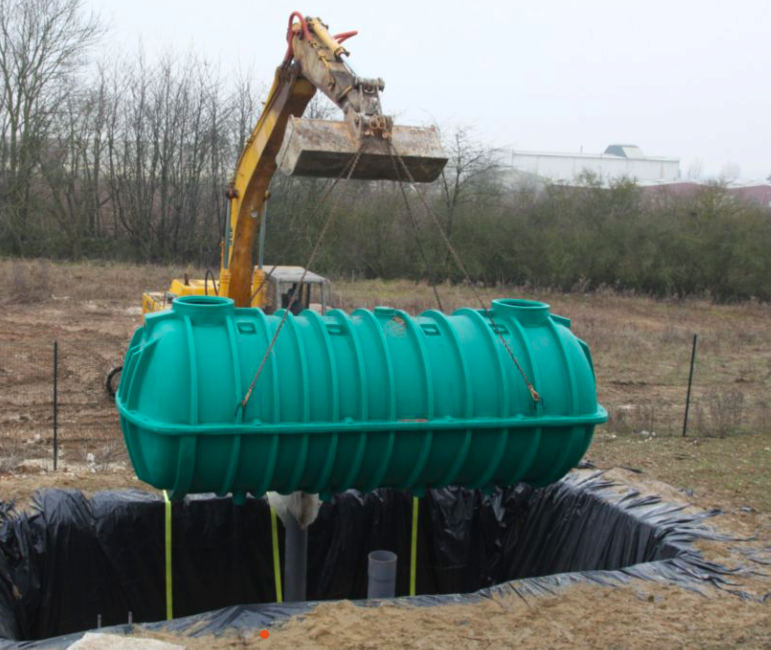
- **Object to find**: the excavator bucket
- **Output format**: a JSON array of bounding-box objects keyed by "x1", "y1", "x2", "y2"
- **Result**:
[{"x1": 277, "y1": 117, "x2": 448, "y2": 183}]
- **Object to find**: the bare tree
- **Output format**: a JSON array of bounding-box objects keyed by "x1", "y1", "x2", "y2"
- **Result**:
[
  {"x1": 719, "y1": 161, "x2": 741, "y2": 182},
  {"x1": 230, "y1": 69, "x2": 264, "y2": 156},
  {"x1": 40, "y1": 63, "x2": 115, "y2": 257},
  {"x1": 436, "y1": 125, "x2": 502, "y2": 267},
  {"x1": 101, "y1": 51, "x2": 233, "y2": 262},
  {"x1": 0, "y1": 0, "x2": 102, "y2": 253}
]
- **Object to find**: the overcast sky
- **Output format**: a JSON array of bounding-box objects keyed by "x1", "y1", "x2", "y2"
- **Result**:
[{"x1": 86, "y1": 0, "x2": 770, "y2": 179}]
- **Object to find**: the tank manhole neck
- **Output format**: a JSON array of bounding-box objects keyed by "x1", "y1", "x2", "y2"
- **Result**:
[
  {"x1": 172, "y1": 296, "x2": 235, "y2": 323},
  {"x1": 491, "y1": 299, "x2": 550, "y2": 327}
]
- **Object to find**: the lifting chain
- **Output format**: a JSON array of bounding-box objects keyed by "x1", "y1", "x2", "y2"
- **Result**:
[
  {"x1": 236, "y1": 144, "x2": 365, "y2": 417},
  {"x1": 387, "y1": 140, "x2": 542, "y2": 405},
  {"x1": 236, "y1": 135, "x2": 540, "y2": 417},
  {"x1": 388, "y1": 151, "x2": 445, "y2": 313}
]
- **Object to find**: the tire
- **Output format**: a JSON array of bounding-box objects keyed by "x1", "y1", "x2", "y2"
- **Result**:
[{"x1": 105, "y1": 365, "x2": 123, "y2": 399}]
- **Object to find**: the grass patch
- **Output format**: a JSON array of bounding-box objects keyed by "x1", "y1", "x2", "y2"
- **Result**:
[{"x1": 589, "y1": 432, "x2": 771, "y2": 512}]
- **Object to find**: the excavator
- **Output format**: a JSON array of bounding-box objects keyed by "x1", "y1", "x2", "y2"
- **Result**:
[
  {"x1": 140, "y1": 12, "x2": 447, "y2": 317},
  {"x1": 112, "y1": 14, "x2": 450, "y2": 598},
  {"x1": 114, "y1": 14, "x2": 606, "y2": 605}
]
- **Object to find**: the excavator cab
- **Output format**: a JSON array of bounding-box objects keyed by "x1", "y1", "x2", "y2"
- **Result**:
[
  {"x1": 259, "y1": 266, "x2": 329, "y2": 315},
  {"x1": 141, "y1": 265, "x2": 328, "y2": 316}
]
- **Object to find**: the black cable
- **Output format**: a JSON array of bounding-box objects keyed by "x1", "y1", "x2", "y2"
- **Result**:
[
  {"x1": 204, "y1": 269, "x2": 219, "y2": 296},
  {"x1": 389, "y1": 150, "x2": 445, "y2": 312}
]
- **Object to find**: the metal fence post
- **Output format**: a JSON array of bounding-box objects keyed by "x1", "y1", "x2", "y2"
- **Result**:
[
  {"x1": 682, "y1": 334, "x2": 697, "y2": 437},
  {"x1": 53, "y1": 340, "x2": 58, "y2": 470}
]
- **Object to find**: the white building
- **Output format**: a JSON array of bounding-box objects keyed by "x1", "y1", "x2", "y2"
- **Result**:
[{"x1": 497, "y1": 144, "x2": 680, "y2": 185}]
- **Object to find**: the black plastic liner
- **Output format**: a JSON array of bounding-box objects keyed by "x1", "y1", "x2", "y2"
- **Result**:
[{"x1": 0, "y1": 472, "x2": 752, "y2": 649}]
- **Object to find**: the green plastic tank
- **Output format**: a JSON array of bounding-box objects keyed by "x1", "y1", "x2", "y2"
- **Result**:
[{"x1": 116, "y1": 296, "x2": 606, "y2": 503}]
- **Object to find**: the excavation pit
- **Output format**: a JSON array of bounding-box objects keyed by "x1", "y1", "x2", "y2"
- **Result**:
[{"x1": 0, "y1": 471, "x2": 733, "y2": 648}]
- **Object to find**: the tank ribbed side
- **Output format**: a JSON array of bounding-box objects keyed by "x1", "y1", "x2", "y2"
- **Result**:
[
  {"x1": 328, "y1": 310, "x2": 368, "y2": 492},
  {"x1": 354, "y1": 309, "x2": 397, "y2": 492},
  {"x1": 116, "y1": 297, "x2": 607, "y2": 499},
  {"x1": 303, "y1": 310, "x2": 339, "y2": 495},
  {"x1": 216, "y1": 317, "x2": 243, "y2": 498},
  {"x1": 423, "y1": 310, "x2": 473, "y2": 488},
  {"x1": 280, "y1": 311, "x2": 310, "y2": 494},
  {"x1": 394, "y1": 309, "x2": 434, "y2": 491},
  {"x1": 466, "y1": 309, "x2": 511, "y2": 489},
  {"x1": 505, "y1": 314, "x2": 543, "y2": 484},
  {"x1": 542, "y1": 317, "x2": 588, "y2": 485}
]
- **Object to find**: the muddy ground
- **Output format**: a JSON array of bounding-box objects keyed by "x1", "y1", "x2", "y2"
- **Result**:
[{"x1": 0, "y1": 259, "x2": 770, "y2": 648}]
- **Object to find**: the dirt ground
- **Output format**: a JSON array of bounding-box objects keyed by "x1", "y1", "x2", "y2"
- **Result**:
[
  {"x1": 1, "y1": 259, "x2": 770, "y2": 648},
  {"x1": 144, "y1": 585, "x2": 771, "y2": 650}
]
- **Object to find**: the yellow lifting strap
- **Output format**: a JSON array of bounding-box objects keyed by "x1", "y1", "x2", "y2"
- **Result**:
[
  {"x1": 162, "y1": 490, "x2": 173, "y2": 620},
  {"x1": 270, "y1": 507, "x2": 283, "y2": 603},
  {"x1": 161, "y1": 492, "x2": 283, "y2": 612},
  {"x1": 410, "y1": 496, "x2": 419, "y2": 596}
]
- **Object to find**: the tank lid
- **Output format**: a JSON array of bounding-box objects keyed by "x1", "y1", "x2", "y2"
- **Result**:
[
  {"x1": 491, "y1": 299, "x2": 550, "y2": 327},
  {"x1": 172, "y1": 296, "x2": 234, "y2": 324}
]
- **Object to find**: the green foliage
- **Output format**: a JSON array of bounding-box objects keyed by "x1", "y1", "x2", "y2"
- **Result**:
[
  {"x1": 255, "y1": 175, "x2": 771, "y2": 303},
  {"x1": 4, "y1": 162, "x2": 770, "y2": 303},
  {"x1": 0, "y1": 2, "x2": 767, "y2": 302}
]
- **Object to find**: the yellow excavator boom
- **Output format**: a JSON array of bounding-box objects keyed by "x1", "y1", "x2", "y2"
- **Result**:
[{"x1": 143, "y1": 12, "x2": 447, "y2": 313}]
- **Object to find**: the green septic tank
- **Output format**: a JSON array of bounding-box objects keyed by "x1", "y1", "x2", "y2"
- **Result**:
[{"x1": 116, "y1": 296, "x2": 606, "y2": 503}]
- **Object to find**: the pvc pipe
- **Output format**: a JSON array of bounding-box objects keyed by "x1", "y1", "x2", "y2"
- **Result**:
[
  {"x1": 367, "y1": 550, "x2": 397, "y2": 598},
  {"x1": 283, "y1": 509, "x2": 307, "y2": 601}
]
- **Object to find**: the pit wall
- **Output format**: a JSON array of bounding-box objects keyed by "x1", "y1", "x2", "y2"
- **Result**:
[{"x1": 0, "y1": 472, "x2": 737, "y2": 647}]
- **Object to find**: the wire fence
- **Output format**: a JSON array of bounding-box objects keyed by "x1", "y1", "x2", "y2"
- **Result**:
[
  {"x1": 1, "y1": 329, "x2": 770, "y2": 474},
  {"x1": 0, "y1": 340, "x2": 126, "y2": 472}
]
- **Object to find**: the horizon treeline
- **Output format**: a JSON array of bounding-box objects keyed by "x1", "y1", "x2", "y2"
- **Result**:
[{"x1": 1, "y1": 0, "x2": 769, "y2": 303}]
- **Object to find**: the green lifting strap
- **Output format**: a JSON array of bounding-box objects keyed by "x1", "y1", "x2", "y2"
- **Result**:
[
  {"x1": 270, "y1": 507, "x2": 283, "y2": 603},
  {"x1": 410, "y1": 496, "x2": 419, "y2": 596},
  {"x1": 162, "y1": 490, "x2": 173, "y2": 620}
]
